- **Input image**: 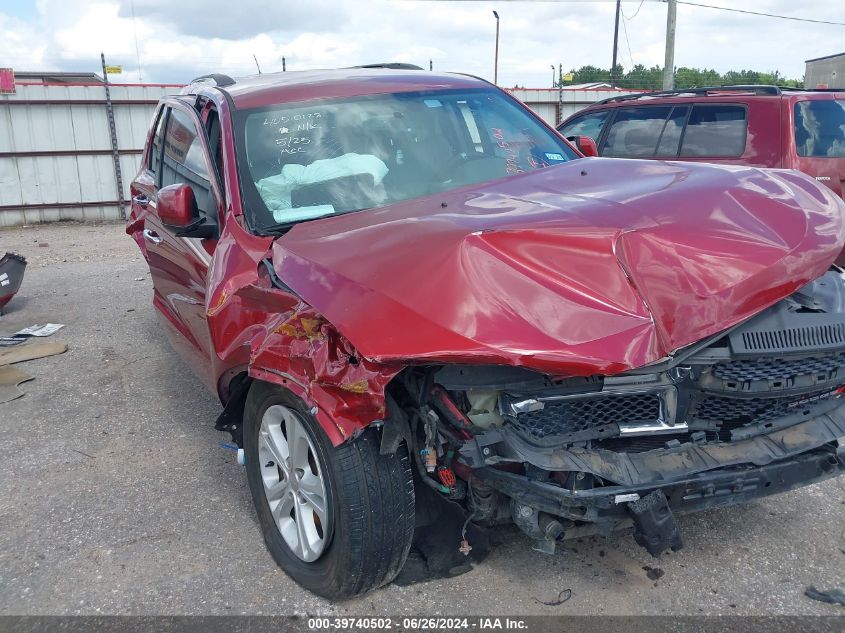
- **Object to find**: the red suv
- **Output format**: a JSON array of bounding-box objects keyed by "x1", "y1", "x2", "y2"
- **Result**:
[
  {"x1": 558, "y1": 86, "x2": 845, "y2": 200},
  {"x1": 128, "y1": 67, "x2": 845, "y2": 599}
]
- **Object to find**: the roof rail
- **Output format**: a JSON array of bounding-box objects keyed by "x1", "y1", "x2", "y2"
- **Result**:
[
  {"x1": 779, "y1": 86, "x2": 843, "y2": 93},
  {"x1": 180, "y1": 73, "x2": 235, "y2": 95},
  {"x1": 594, "y1": 84, "x2": 783, "y2": 105},
  {"x1": 353, "y1": 63, "x2": 423, "y2": 70}
]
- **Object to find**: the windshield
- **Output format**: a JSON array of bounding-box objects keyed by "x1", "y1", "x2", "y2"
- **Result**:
[
  {"x1": 236, "y1": 88, "x2": 577, "y2": 233},
  {"x1": 794, "y1": 99, "x2": 845, "y2": 158}
]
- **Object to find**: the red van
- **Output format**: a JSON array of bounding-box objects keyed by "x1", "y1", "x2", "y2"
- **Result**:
[{"x1": 558, "y1": 86, "x2": 845, "y2": 200}]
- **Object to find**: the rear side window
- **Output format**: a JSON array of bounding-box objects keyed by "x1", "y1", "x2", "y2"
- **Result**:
[
  {"x1": 558, "y1": 110, "x2": 610, "y2": 142},
  {"x1": 161, "y1": 108, "x2": 214, "y2": 216},
  {"x1": 603, "y1": 107, "x2": 672, "y2": 157},
  {"x1": 794, "y1": 100, "x2": 845, "y2": 157},
  {"x1": 679, "y1": 105, "x2": 747, "y2": 157}
]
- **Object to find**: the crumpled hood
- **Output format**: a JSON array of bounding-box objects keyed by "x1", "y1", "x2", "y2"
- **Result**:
[{"x1": 271, "y1": 158, "x2": 845, "y2": 376}]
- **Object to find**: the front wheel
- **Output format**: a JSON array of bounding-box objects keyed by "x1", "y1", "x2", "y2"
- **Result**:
[{"x1": 243, "y1": 381, "x2": 415, "y2": 599}]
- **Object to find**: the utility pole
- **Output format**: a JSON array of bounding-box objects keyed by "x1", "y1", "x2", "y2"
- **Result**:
[
  {"x1": 100, "y1": 53, "x2": 125, "y2": 221},
  {"x1": 557, "y1": 63, "x2": 563, "y2": 126},
  {"x1": 663, "y1": 0, "x2": 677, "y2": 90},
  {"x1": 493, "y1": 10, "x2": 500, "y2": 85},
  {"x1": 611, "y1": 0, "x2": 621, "y2": 87}
]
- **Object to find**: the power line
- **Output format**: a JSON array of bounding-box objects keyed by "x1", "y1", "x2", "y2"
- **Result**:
[
  {"x1": 621, "y1": 12, "x2": 635, "y2": 68},
  {"x1": 619, "y1": 0, "x2": 643, "y2": 69},
  {"x1": 676, "y1": 1, "x2": 845, "y2": 26},
  {"x1": 129, "y1": 0, "x2": 143, "y2": 81},
  {"x1": 622, "y1": 0, "x2": 646, "y2": 21}
]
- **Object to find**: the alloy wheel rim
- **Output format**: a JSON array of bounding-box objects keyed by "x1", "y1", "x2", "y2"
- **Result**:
[{"x1": 258, "y1": 404, "x2": 330, "y2": 562}]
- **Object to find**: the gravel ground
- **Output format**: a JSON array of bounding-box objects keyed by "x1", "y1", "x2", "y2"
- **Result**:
[{"x1": 0, "y1": 221, "x2": 844, "y2": 616}]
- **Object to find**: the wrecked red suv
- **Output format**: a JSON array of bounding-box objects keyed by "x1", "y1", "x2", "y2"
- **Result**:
[{"x1": 128, "y1": 66, "x2": 845, "y2": 599}]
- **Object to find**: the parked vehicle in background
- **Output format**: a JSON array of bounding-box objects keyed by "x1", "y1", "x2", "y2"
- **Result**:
[
  {"x1": 128, "y1": 67, "x2": 845, "y2": 600},
  {"x1": 557, "y1": 86, "x2": 845, "y2": 200}
]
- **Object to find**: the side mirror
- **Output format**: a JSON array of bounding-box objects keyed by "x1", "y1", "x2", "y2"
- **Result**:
[
  {"x1": 566, "y1": 135, "x2": 599, "y2": 158},
  {"x1": 157, "y1": 183, "x2": 217, "y2": 239}
]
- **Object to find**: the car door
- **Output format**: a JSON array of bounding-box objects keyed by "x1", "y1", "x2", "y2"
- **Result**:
[{"x1": 134, "y1": 102, "x2": 223, "y2": 388}]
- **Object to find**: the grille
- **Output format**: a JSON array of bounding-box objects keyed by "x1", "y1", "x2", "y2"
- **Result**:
[
  {"x1": 712, "y1": 352, "x2": 845, "y2": 382},
  {"x1": 511, "y1": 393, "x2": 661, "y2": 440},
  {"x1": 733, "y1": 323, "x2": 845, "y2": 353},
  {"x1": 691, "y1": 386, "x2": 843, "y2": 428}
]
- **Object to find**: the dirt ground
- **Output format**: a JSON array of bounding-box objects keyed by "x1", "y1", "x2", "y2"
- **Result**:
[{"x1": 1, "y1": 221, "x2": 844, "y2": 616}]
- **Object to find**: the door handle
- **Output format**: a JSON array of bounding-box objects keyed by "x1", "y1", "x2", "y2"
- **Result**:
[
  {"x1": 133, "y1": 194, "x2": 150, "y2": 207},
  {"x1": 143, "y1": 228, "x2": 162, "y2": 245}
]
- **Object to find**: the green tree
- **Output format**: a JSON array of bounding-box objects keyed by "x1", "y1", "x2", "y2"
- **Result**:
[{"x1": 557, "y1": 65, "x2": 802, "y2": 90}]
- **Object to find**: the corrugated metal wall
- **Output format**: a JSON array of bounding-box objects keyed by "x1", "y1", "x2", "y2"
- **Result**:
[
  {"x1": 0, "y1": 82, "x2": 639, "y2": 227},
  {"x1": 0, "y1": 83, "x2": 179, "y2": 226}
]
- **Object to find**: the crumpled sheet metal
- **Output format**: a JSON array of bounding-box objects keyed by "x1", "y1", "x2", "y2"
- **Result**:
[
  {"x1": 272, "y1": 160, "x2": 845, "y2": 376},
  {"x1": 206, "y1": 161, "x2": 845, "y2": 446},
  {"x1": 249, "y1": 303, "x2": 401, "y2": 444},
  {"x1": 204, "y1": 221, "x2": 400, "y2": 446}
]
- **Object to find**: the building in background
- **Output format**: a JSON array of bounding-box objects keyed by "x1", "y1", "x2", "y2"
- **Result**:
[
  {"x1": 0, "y1": 73, "x2": 180, "y2": 226},
  {"x1": 805, "y1": 52, "x2": 845, "y2": 89},
  {"x1": 12, "y1": 71, "x2": 105, "y2": 85},
  {"x1": 507, "y1": 85, "x2": 643, "y2": 126}
]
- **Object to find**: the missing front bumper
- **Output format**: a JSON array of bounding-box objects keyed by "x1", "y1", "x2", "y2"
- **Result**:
[
  {"x1": 461, "y1": 402, "x2": 845, "y2": 486},
  {"x1": 475, "y1": 444, "x2": 844, "y2": 555},
  {"x1": 465, "y1": 406, "x2": 845, "y2": 556}
]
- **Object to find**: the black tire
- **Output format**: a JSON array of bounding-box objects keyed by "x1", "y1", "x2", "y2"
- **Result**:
[{"x1": 243, "y1": 380, "x2": 415, "y2": 599}]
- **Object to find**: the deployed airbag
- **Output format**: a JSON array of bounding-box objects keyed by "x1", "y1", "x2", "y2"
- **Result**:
[{"x1": 256, "y1": 153, "x2": 389, "y2": 222}]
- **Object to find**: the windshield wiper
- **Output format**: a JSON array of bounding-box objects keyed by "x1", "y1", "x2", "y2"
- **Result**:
[
  {"x1": 256, "y1": 221, "x2": 300, "y2": 237},
  {"x1": 257, "y1": 208, "x2": 370, "y2": 238}
]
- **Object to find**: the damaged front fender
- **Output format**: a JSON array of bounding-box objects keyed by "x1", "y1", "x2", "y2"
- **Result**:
[
  {"x1": 204, "y1": 221, "x2": 403, "y2": 446},
  {"x1": 249, "y1": 300, "x2": 402, "y2": 444}
]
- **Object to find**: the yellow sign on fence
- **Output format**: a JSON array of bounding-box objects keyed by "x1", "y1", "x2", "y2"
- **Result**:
[{"x1": 104, "y1": 65, "x2": 122, "y2": 75}]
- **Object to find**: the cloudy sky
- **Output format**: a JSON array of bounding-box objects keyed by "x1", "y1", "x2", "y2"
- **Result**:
[{"x1": 1, "y1": 0, "x2": 843, "y2": 87}]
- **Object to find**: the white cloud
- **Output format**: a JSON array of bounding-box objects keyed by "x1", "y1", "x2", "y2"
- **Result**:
[
  {"x1": 0, "y1": 13, "x2": 49, "y2": 70},
  {"x1": 1, "y1": 0, "x2": 843, "y2": 86}
]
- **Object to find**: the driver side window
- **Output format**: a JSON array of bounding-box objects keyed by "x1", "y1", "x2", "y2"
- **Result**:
[{"x1": 160, "y1": 108, "x2": 216, "y2": 221}]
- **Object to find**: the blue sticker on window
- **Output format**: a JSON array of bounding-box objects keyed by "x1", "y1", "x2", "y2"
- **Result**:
[
  {"x1": 424, "y1": 99, "x2": 443, "y2": 108},
  {"x1": 545, "y1": 152, "x2": 564, "y2": 161}
]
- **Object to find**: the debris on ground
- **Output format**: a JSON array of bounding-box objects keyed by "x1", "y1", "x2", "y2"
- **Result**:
[
  {"x1": 0, "y1": 365, "x2": 34, "y2": 403},
  {"x1": 805, "y1": 586, "x2": 845, "y2": 606},
  {"x1": 1, "y1": 324, "x2": 65, "y2": 347},
  {"x1": 0, "y1": 337, "x2": 68, "y2": 402},
  {"x1": 643, "y1": 565, "x2": 665, "y2": 581},
  {"x1": 534, "y1": 588, "x2": 572, "y2": 606},
  {"x1": 0, "y1": 340, "x2": 68, "y2": 367},
  {"x1": 0, "y1": 252, "x2": 27, "y2": 312},
  {"x1": 11, "y1": 323, "x2": 65, "y2": 338}
]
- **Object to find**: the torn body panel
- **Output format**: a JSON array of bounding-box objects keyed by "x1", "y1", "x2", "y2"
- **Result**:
[{"x1": 200, "y1": 220, "x2": 399, "y2": 445}]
